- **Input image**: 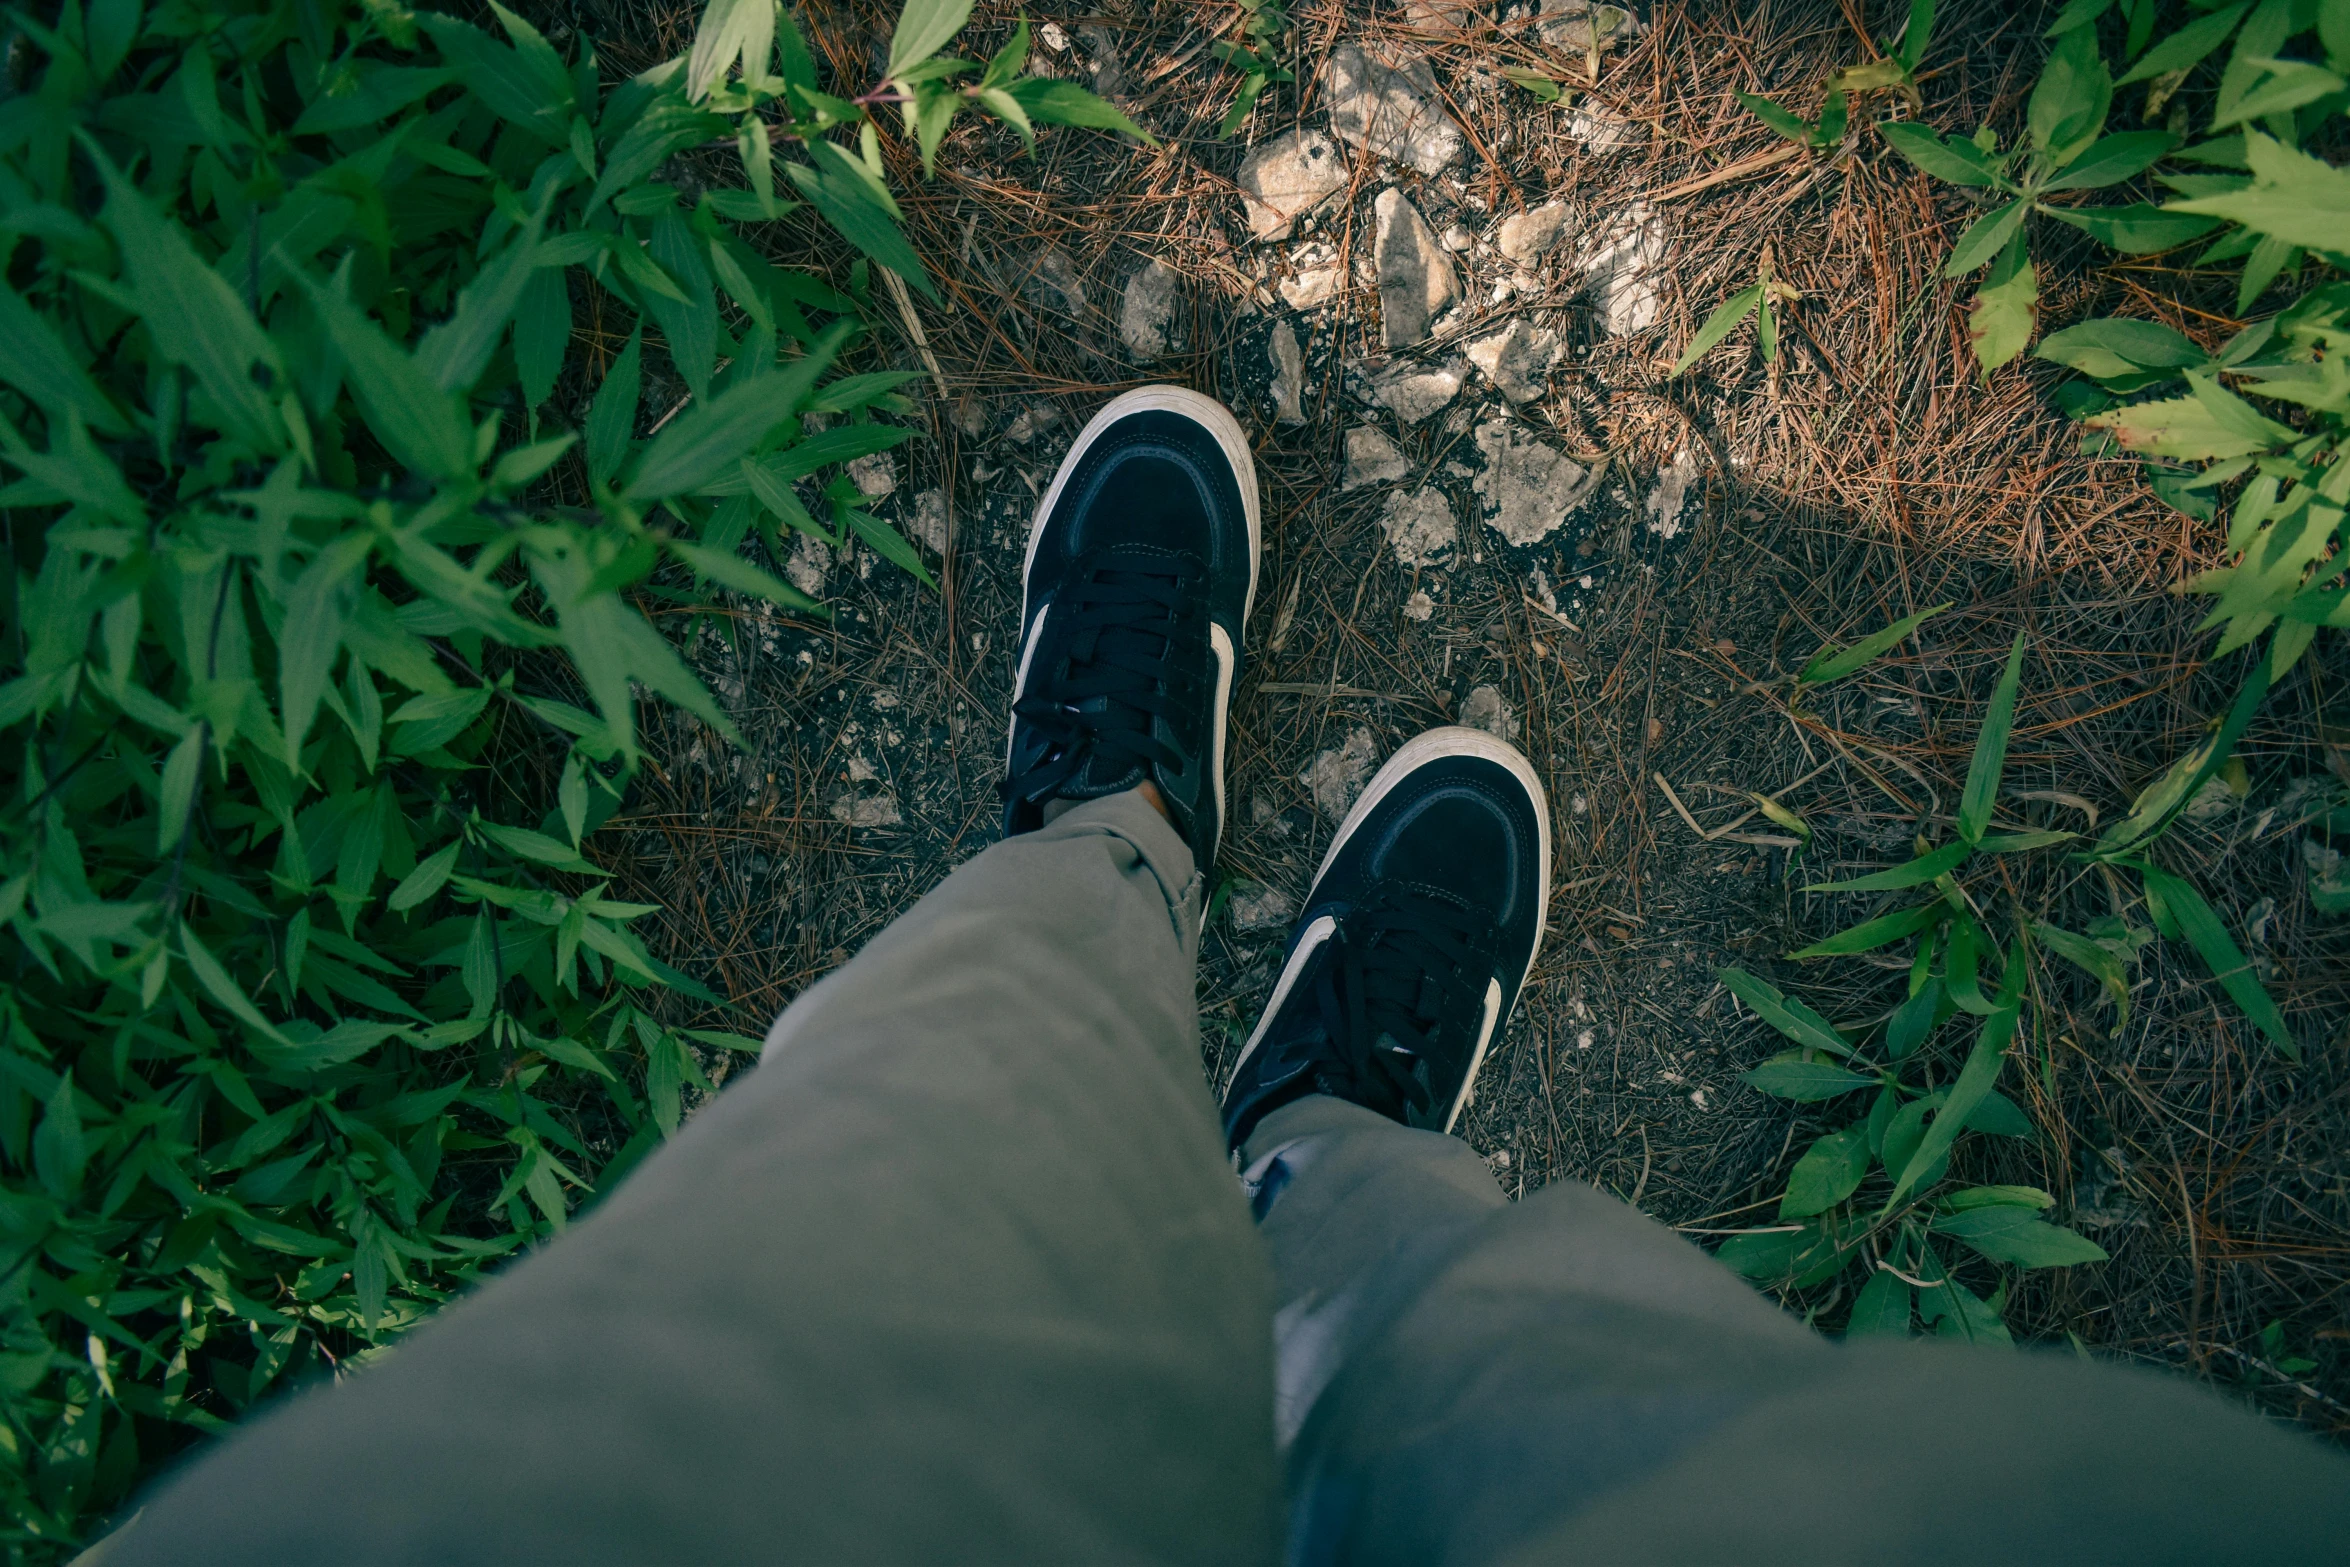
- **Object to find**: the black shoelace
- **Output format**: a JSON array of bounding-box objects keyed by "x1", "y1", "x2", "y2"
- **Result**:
[
  {"x1": 1307, "y1": 887, "x2": 1500, "y2": 1124},
  {"x1": 1006, "y1": 551, "x2": 1205, "y2": 810}
]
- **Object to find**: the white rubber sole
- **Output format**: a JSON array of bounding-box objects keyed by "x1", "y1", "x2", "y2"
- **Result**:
[
  {"x1": 1228, "y1": 726, "x2": 1553, "y2": 1134},
  {"x1": 1008, "y1": 387, "x2": 1262, "y2": 850}
]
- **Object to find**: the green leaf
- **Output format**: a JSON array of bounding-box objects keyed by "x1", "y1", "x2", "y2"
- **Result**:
[
  {"x1": 415, "y1": 11, "x2": 570, "y2": 146},
  {"x1": 1885, "y1": 981, "x2": 1941, "y2": 1061},
  {"x1": 1886, "y1": 999, "x2": 2021, "y2": 1211},
  {"x1": 1670, "y1": 286, "x2": 1763, "y2": 378},
  {"x1": 669, "y1": 538, "x2": 823, "y2": 613},
  {"x1": 2116, "y1": 2, "x2": 2250, "y2": 86},
  {"x1": 1009, "y1": 76, "x2": 1157, "y2": 142},
  {"x1": 1879, "y1": 121, "x2": 2003, "y2": 187},
  {"x1": 1505, "y1": 70, "x2": 1565, "y2": 103},
  {"x1": 2162, "y1": 129, "x2": 2350, "y2": 255},
  {"x1": 1958, "y1": 632, "x2": 2028, "y2": 844},
  {"x1": 1804, "y1": 840, "x2": 1971, "y2": 893},
  {"x1": 1932, "y1": 1206, "x2": 2109, "y2": 1267},
  {"x1": 687, "y1": 0, "x2": 778, "y2": 101},
  {"x1": 1845, "y1": 1265, "x2": 1912, "y2": 1337},
  {"x1": 2138, "y1": 862, "x2": 2297, "y2": 1060},
  {"x1": 784, "y1": 148, "x2": 935, "y2": 302},
  {"x1": 2036, "y1": 919, "x2": 2130, "y2": 1020},
  {"x1": 2044, "y1": 0, "x2": 2112, "y2": 34},
  {"x1": 0, "y1": 282, "x2": 127, "y2": 435},
  {"x1": 301, "y1": 276, "x2": 473, "y2": 480},
  {"x1": 2028, "y1": 25, "x2": 2111, "y2": 168},
  {"x1": 2038, "y1": 202, "x2": 2222, "y2": 253},
  {"x1": 279, "y1": 534, "x2": 372, "y2": 766},
  {"x1": 1790, "y1": 900, "x2": 1945, "y2": 959},
  {"x1": 1944, "y1": 200, "x2": 2029, "y2": 278},
  {"x1": 2034, "y1": 317, "x2": 2206, "y2": 382},
  {"x1": 587, "y1": 328, "x2": 643, "y2": 486},
  {"x1": 2044, "y1": 129, "x2": 2175, "y2": 191},
  {"x1": 626, "y1": 324, "x2": 853, "y2": 501},
  {"x1": 418, "y1": 207, "x2": 547, "y2": 392},
  {"x1": 1968, "y1": 241, "x2": 2038, "y2": 378},
  {"x1": 1737, "y1": 91, "x2": 1814, "y2": 146},
  {"x1": 514, "y1": 262, "x2": 571, "y2": 409},
  {"x1": 180, "y1": 923, "x2": 291, "y2": 1045},
  {"x1": 1799, "y1": 601, "x2": 1952, "y2": 684},
  {"x1": 1782, "y1": 1127, "x2": 1871, "y2": 1218},
  {"x1": 1742, "y1": 1057, "x2": 1879, "y2": 1102},
  {"x1": 1916, "y1": 1245, "x2": 2013, "y2": 1344},
  {"x1": 91, "y1": 153, "x2": 282, "y2": 449},
  {"x1": 156, "y1": 725, "x2": 205, "y2": 855},
  {"x1": 887, "y1": 0, "x2": 974, "y2": 79},
  {"x1": 1719, "y1": 967, "x2": 1857, "y2": 1057},
  {"x1": 389, "y1": 841, "x2": 461, "y2": 913},
  {"x1": 1940, "y1": 1183, "x2": 2053, "y2": 1212}
]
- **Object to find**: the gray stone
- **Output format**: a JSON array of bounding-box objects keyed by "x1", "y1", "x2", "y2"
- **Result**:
[
  {"x1": 1302, "y1": 727, "x2": 1380, "y2": 819},
  {"x1": 786, "y1": 532, "x2": 831, "y2": 599},
  {"x1": 1322, "y1": 41, "x2": 1465, "y2": 176},
  {"x1": 1460, "y1": 684, "x2": 1519, "y2": 741},
  {"x1": 1268, "y1": 321, "x2": 1307, "y2": 424},
  {"x1": 910, "y1": 487, "x2": 949, "y2": 554},
  {"x1": 1645, "y1": 447, "x2": 1700, "y2": 540},
  {"x1": 1374, "y1": 188, "x2": 1457, "y2": 349},
  {"x1": 829, "y1": 790, "x2": 903, "y2": 828},
  {"x1": 1279, "y1": 242, "x2": 1344, "y2": 311},
  {"x1": 1119, "y1": 259, "x2": 1179, "y2": 360},
  {"x1": 1237, "y1": 128, "x2": 1347, "y2": 241},
  {"x1": 1466, "y1": 320, "x2": 1563, "y2": 404},
  {"x1": 1567, "y1": 101, "x2": 1644, "y2": 154},
  {"x1": 847, "y1": 452, "x2": 897, "y2": 500},
  {"x1": 1021, "y1": 246, "x2": 1087, "y2": 316},
  {"x1": 1579, "y1": 203, "x2": 1666, "y2": 336},
  {"x1": 1538, "y1": 0, "x2": 1640, "y2": 53},
  {"x1": 1497, "y1": 201, "x2": 1572, "y2": 263},
  {"x1": 1440, "y1": 222, "x2": 1475, "y2": 252},
  {"x1": 1343, "y1": 425, "x2": 1410, "y2": 490},
  {"x1": 1472, "y1": 419, "x2": 1600, "y2": 546},
  {"x1": 1368, "y1": 359, "x2": 1464, "y2": 425},
  {"x1": 1379, "y1": 486, "x2": 1458, "y2": 567},
  {"x1": 1226, "y1": 881, "x2": 1297, "y2": 933},
  {"x1": 1402, "y1": 589, "x2": 1436, "y2": 621},
  {"x1": 1405, "y1": 0, "x2": 1480, "y2": 29},
  {"x1": 1001, "y1": 404, "x2": 1061, "y2": 443}
]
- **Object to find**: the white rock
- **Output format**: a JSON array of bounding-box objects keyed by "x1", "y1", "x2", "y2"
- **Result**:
[
  {"x1": 911, "y1": 487, "x2": 949, "y2": 554},
  {"x1": 1538, "y1": 0, "x2": 1641, "y2": 52},
  {"x1": 1567, "y1": 102, "x2": 1644, "y2": 154},
  {"x1": 847, "y1": 452, "x2": 897, "y2": 500},
  {"x1": 1373, "y1": 188, "x2": 1457, "y2": 349},
  {"x1": 1227, "y1": 882, "x2": 1297, "y2": 933},
  {"x1": 1579, "y1": 203, "x2": 1666, "y2": 336},
  {"x1": 1343, "y1": 425, "x2": 1410, "y2": 490},
  {"x1": 786, "y1": 532, "x2": 831, "y2": 598},
  {"x1": 1302, "y1": 727, "x2": 1381, "y2": 819},
  {"x1": 1402, "y1": 589, "x2": 1436, "y2": 621},
  {"x1": 1279, "y1": 241, "x2": 1345, "y2": 310},
  {"x1": 1460, "y1": 684, "x2": 1519, "y2": 741},
  {"x1": 829, "y1": 791, "x2": 902, "y2": 828},
  {"x1": 1002, "y1": 404, "x2": 1061, "y2": 443},
  {"x1": 1369, "y1": 359, "x2": 1465, "y2": 424},
  {"x1": 1022, "y1": 245, "x2": 1087, "y2": 316},
  {"x1": 1039, "y1": 20, "x2": 1069, "y2": 50},
  {"x1": 1405, "y1": 0, "x2": 1479, "y2": 29},
  {"x1": 1379, "y1": 486, "x2": 1458, "y2": 567},
  {"x1": 1440, "y1": 223, "x2": 1475, "y2": 252},
  {"x1": 1268, "y1": 321, "x2": 1307, "y2": 424},
  {"x1": 1119, "y1": 259, "x2": 1179, "y2": 360},
  {"x1": 1472, "y1": 419, "x2": 1601, "y2": 547},
  {"x1": 1645, "y1": 447, "x2": 1700, "y2": 539},
  {"x1": 1321, "y1": 41, "x2": 1464, "y2": 176},
  {"x1": 1497, "y1": 201, "x2": 1572, "y2": 263},
  {"x1": 1465, "y1": 320, "x2": 1563, "y2": 404},
  {"x1": 1237, "y1": 128, "x2": 1348, "y2": 241}
]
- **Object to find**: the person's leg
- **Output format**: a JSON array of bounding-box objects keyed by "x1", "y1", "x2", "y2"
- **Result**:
[
  {"x1": 102, "y1": 388, "x2": 1276, "y2": 1567},
  {"x1": 1222, "y1": 727, "x2": 2350, "y2": 1567}
]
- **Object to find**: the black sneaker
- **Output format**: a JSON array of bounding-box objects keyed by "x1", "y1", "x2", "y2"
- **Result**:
[
  {"x1": 1004, "y1": 388, "x2": 1259, "y2": 868},
  {"x1": 1222, "y1": 727, "x2": 1551, "y2": 1150}
]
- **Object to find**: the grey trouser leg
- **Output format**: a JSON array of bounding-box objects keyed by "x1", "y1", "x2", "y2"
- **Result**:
[
  {"x1": 1242, "y1": 1095, "x2": 2350, "y2": 1567},
  {"x1": 106, "y1": 793, "x2": 1279, "y2": 1566}
]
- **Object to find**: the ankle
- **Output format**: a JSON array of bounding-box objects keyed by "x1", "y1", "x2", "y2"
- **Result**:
[{"x1": 1041, "y1": 780, "x2": 1174, "y2": 829}]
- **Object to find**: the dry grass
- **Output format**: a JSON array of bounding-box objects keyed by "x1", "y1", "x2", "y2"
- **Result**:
[{"x1": 554, "y1": 0, "x2": 2350, "y2": 1436}]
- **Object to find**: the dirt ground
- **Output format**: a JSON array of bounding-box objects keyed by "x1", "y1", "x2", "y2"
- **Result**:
[{"x1": 588, "y1": 0, "x2": 2350, "y2": 1434}]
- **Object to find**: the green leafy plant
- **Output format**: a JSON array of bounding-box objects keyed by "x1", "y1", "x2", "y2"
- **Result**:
[
  {"x1": 1669, "y1": 243, "x2": 1803, "y2": 378},
  {"x1": 1212, "y1": 0, "x2": 1292, "y2": 137},
  {"x1": 0, "y1": 0, "x2": 1137, "y2": 1551},
  {"x1": 1715, "y1": 605, "x2": 2306, "y2": 1338},
  {"x1": 1738, "y1": 0, "x2": 1933, "y2": 155},
  {"x1": 1740, "y1": 80, "x2": 1850, "y2": 153}
]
